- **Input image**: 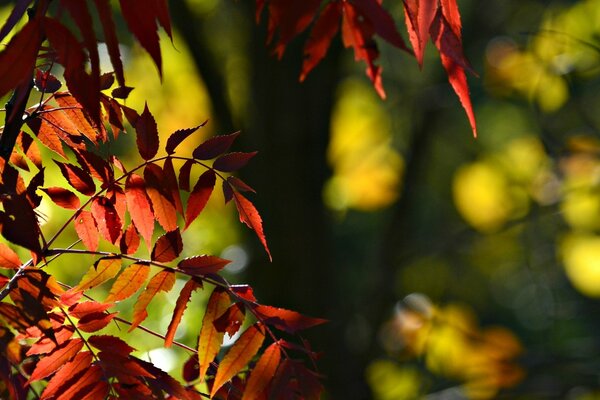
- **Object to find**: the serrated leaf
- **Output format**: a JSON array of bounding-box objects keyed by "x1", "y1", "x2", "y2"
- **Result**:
[
  {"x1": 88, "y1": 334, "x2": 135, "y2": 355},
  {"x1": 105, "y1": 262, "x2": 150, "y2": 303},
  {"x1": 151, "y1": 229, "x2": 183, "y2": 262},
  {"x1": 145, "y1": 163, "x2": 178, "y2": 231},
  {"x1": 41, "y1": 187, "x2": 81, "y2": 209},
  {"x1": 73, "y1": 210, "x2": 99, "y2": 252},
  {"x1": 242, "y1": 342, "x2": 281, "y2": 400},
  {"x1": 73, "y1": 257, "x2": 122, "y2": 292},
  {"x1": 178, "y1": 159, "x2": 194, "y2": 192},
  {"x1": 130, "y1": 270, "x2": 176, "y2": 331},
  {"x1": 163, "y1": 157, "x2": 183, "y2": 214},
  {"x1": 54, "y1": 160, "x2": 95, "y2": 196},
  {"x1": 93, "y1": 0, "x2": 124, "y2": 87},
  {"x1": 210, "y1": 323, "x2": 265, "y2": 397},
  {"x1": 214, "y1": 303, "x2": 245, "y2": 336},
  {"x1": 68, "y1": 301, "x2": 113, "y2": 319},
  {"x1": 28, "y1": 338, "x2": 84, "y2": 383},
  {"x1": 125, "y1": 173, "x2": 155, "y2": 250},
  {"x1": 0, "y1": 243, "x2": 21, "y2": 270},
  {"x1": 51, "y1": 364, "x2": 104, "y2": 400},
  {"x1": 178, "y1": 255, "x2": 231, "y2": 276},
  {"x1": 185, "y1": 169, "x2": 216, "y2": 229},
  {"x1": 165, "y1": 278, "x2": 201, "y2": 347},
  {"x1": 41, "y1": 351, "x2": 93, "y2": 400},
  {"x1": 254, "y1": 305, "x2": 326, "y2": 334},
  {"x1": 213, "y1": 151, "x2": 257, "y2": 172},
  {"x1": 233, "y1": 192, "x2": 271, "y2": 261},
  {"x1": 135, "y1": 103, "x2": 159, "y2": 160},
  {"x1": 119, "y1": 224, "x2": 140, "y2": 255},
  {"x1": 198, "y1": 288, "x2": 230, "y2": 382},
  {"x1": 192, "y1": 131, "x2": 240, "y2": 160},
  {"x1": 165, "y1": 122, "x2": 206, "y2": 154},
  {"x1": 54, "y1": 92, "x2": 105, "y2": 144},
  {"x1": 91, "y1": 196, "x2": 122, "y2": 244}
]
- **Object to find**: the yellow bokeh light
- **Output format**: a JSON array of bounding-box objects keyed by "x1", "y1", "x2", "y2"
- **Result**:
[{"x1": 561, "y1": 234, "x2": 600, "y2": 297}]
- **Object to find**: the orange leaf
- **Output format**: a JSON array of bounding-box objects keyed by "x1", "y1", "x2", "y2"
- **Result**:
[
  {"x1": 72, "y1": 257, "x2": 121, "y2": 292},
  {"x1": 145, "y1": 163, "x2": 178, "y2": 231},
  {"x1": 198, "y1": 288, "x2": 230, "y2": 382},
  {"x1": 185, "y1": 169, "x2": 215, "y2": 229},
  {"x1": 178, "y1": 255, "x2": 231, "y2": 276},
  {"x1": 77, "y1": 312, "x2": 116, "y2": 333},
  {"x1": 105, "y1": 262, "x2": 150, "y2": 303},
  {"x1": 0, "y1": 242, "x2": 21, "y2": 269},
  {"x1": 242, "y1": 342, "x2": 281, "y2": 400},
  {"x1": 130, "y1": 269, "x2": 176, "y2": 331},
  {"x1": 233, "y1": 192, "x2": 271, "y2": 261},
  {"x1": 91, "y1": 196, "x2": 122, "y2": 244},
  {"x1": 210, "y1": 323, "x2": 265, "y2": 397},
  {"x1": 119, "y1": 223, "x2": 140, "y2": 255},
  {"x1": 151, "y1": 229, "x2": 183, "y2": 262},
  {"x1": 165, "y1": 278, "x2": 201, "y2": 347},
  {"x1": 54, "y1": 90, "x2": 104, "y2": 144},
  {"x1": 28, "y1": 338, "x2": 84, "y2": 383},
  {"x1": 73, "y1": 210, "x2": 99, "y2": 252},
  {"x1": 254, "y1": 305, "x2": 326, "y2": 334},
  {"x1": 40, "y1": 351, "x2": 93, "y2": 399},
  {"x1": 125, "y1": 173, "x2": 155, "y2": 250}
]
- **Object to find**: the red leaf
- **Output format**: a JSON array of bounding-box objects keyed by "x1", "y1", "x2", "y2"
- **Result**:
[
  {"x1": 69, "y1": 301, "x2": 113, "y2": 319},
  {"x1": 163, "y1": 157, "x2": 183, "y2": 214},
  {"x1": 108, "y1": 187, "x2": 128, "y2": 224},
  {"x1": 145, "y1": 163, "x2": 178, "y2": 231},
  {"x1": 0, "y1": 243, "x2": 22, "y2": 270},
  {"x1": 227, "y1": 176, "x2": 256, "y2": 193},
  {"x1": 178, "y1": 255, "x2": 231, "y2": 276},
  {"x1": 135, "y1": 103, "x2": 160, "y2": 160},
  {"x1": 198, "y1": 288, "x2": 230, "y2": 382},
  {"x1": 178, "y1": 159, "x2": 194, "y2": 191},
  {"x1": 151, "y1": 229, "x2": 183, "y2": 262},
  {"x1": 74, "y1": 210, "x2": 99, "y2": 252},
  {"x1": 27, "y1": 326, "x2": 74, "y2": 356},
  {"x1": 34, "y1": 69, "x2": 62, "y2": 93},
  {"x1": 49, "y1": 364, "x2": 104, "y2": 400},
  {"x1": 18, "y1": 131, "x2": 42, "y2": 169},
  {"x1": 264, "y1": 0, "x2": 321, "y2": 58},
  {"x1": 27, "y1": 117, "x2": 65, "y2": 158},
  {"x1": 214, "y1": 303, "x2": 245, "y2": 337},
  {"x1": 41, "y1": 187, "x2": 81, "y2": 209},
  {"x1": 242, "y1": 342, "x2": 281, "y2": 400},
  {"x1": 192, "y1": 131, "x2": 240, "y2": 160},
  {"x1": 73, "y1": 257, "x2": 122, "y2": 292},
  {"x1": 254, "y1": 305, "x2": 326, "y2": 334},
  {"x1": 100, "y1": 94, "x2": 124, "y2": 137},
  {"x1": 28, "y1": 338, "x2": 84, "y2": 383},
  {"x1": 182, "y1": 354, "x2": 199, "y2": 382},
  {"x1": 105, "y1": 262, "x2": 150, "y2": 303},
  {"x1": 210, "y1": 323, "x2": 265, "y2": 397},
  {"x1": 125, "y1": 173, "x2": 155, "y2": 249},
  {"x1": 77, "y1": 312, "x2": 116, "y2": 333},
  {"x1": 40, "y1": 351, "x2": 93, "y2": 399},
  {"x1": 184, "y1": 169, "x2": 216, "y2": 229},
  {"x1": 78, "y1": 381, "x2": 110, "y2": 400},
  {"x1": 75, "y1": 149, "x2": 113, "y2": 185},
  {"x1": 213, "y1": 151, "x2": 258, "y2": 172},
  {"x1": 402, "y1": 0, "x2": 438, "y2": 66},
  {"x1": 233, "y1": 192, "x2": 271, "y2": 261},
  {"x1": 119, "y1": 223, "x2": 140, "y2": 255},
  {"x1": 91, "y1": 196, "x2": 122, "y2": 244},
  {"x1": 231, "y1": 285, "x2": 257, "y2": 302},
  {"x1": 130, "y1": 269, "x2": 176, "y2": 331},
  {"x1": 165, "y1": 278, "x2": 201, "y2": 347},
  {"x1": 165, "y1": 122, "x2": 207, "y2": 154},
  {"x1": 0, "y1": 19, "x2": 41, "y2": 99},
  {"x1": 93, "y1": 0, "x2": 125, "y2": 87},
  {"x1": 222, "y1": 181, "x2": 234, "y2": 204},
  {"x1": 54, "y1": 160, "x2": 96, "y2": 196},
  {"x1": 0, "y1": 0, "x2": 33, "y2": 42},
  {"x1": 88, "y1": 334, "x2": 135, "y2": 355},
  {"x1": 301, "y1": 1, "x2": 342, "y2": 81},
  {"x1": 353, "y1": 0, "x2": 410, "y2": 51}
]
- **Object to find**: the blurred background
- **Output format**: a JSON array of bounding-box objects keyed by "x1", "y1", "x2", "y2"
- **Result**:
[{"x1": 6, "y1": 0, "x2": 600, "y2": 398}]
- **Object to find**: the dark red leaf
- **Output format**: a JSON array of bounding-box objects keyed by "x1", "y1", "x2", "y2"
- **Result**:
[
  {"x1": 231, "y1": 285, "x2": 257, "y2": 302},
  {"x1": 254, "y1": 305, "x2": 326, "y2": 334},
  {"x1": 233, "y1": 192, "x2": 271, "y2": 261},
  {"x1": 73, "y1": 210, "x2": 99, "y2": 252},
  {"x1": 119, "y1": 224, "x2": 140, "y2": 255},
  {"x1": 165, "y1": 278, "x2": 201, "y2": 347},
  {"x1": 54, "y1": 160, "x2": 96, "y2": 196},
  {"x1": 112, "y1": 85, "x2": 134, "y2": 99},
  {"x1": 91, "y1": 196, "x2": 122, "y2": 244},
  {"x1": 213, "y1": 151, "x2": 257, "y2": 172},
  {"x1": 77, "y1": 312, "x2": 117, "y2": 332},
  {"x1": 0, "y1": 195, "x2": 41, "y2": 254},
  {"x1": 227, "y1": 176, "x2": 256, "y2": 193},
  {"x1": 301, "y1": 1, "x2": 342, "y2": 81},
  {"x1": 75, "y1": 149, "x2": 113, "y2": 184},
  {"x1": 163, "y1": 157, "x2": 183, "y2": 214},
  {"x1": 213, "y1": 303, "x2": 245, "y2": 336},
  {"x1": 165, "y1": 122, "x2": 207, "y2": 155},
  {"x1": 178, "y1": 255, "x2": 231, "y2": 276},
  {"x1": 192, "y1": 131, "x2": 240, "y2": 160},
  {"x1": 50, "y1": 364, "x2": 104, "y2": 400},
  {"x1": 18, "y1": 131, "x2": 42, "y2": 169},
  {"x1": 182, "y1": 354, "x2": 199, "y2": 382},
  {"x1": 40, "y1": 351, "x2": 93, "y2": 399},
  {"x1": 222, "y1": 181, "x2": 234, "y2": 204},
  {"x1": 178, "y1": 159, "x2": 194, "y2": 192},
  {"x1": 151, "y1": 229, "x2": 183, "y2": 262},
  {"x1": 135, "y1": 103, "x2": 160, "y2": 160},
  {"x1": 0, "y1": 19, "x2": 41, "y2": 99},
  {"x1": 185, "y1": 169, "x2": 216, "y2": 229},
  {"x1": 41, "y1": 187, "x2": 81, "y2": 209},
  {"x1": 88, "y1": 334, "x2": 135, "y2": 355},
  {"x1": 354, "y1": 0, "x2": 410, "y2": 51},
  {"x1": 28, "y1": 338, "x2": 84, "y2": 383},
  {"x1": 93, "y1": 0, "x2": 125, "y2": 87},
  {"x1": 34, "y1": 69, "x2": 62, "y2": 93}
]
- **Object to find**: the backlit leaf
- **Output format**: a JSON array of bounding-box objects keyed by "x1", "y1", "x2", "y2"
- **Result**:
[
  {"x1": 73, "y1": 210, "x2": 99, "y2": 252},
  {"x1": 93, "y1": 0, "x2": 125, "y2": 87},
  {"x1": 135, "y1": 103, "x2": 159, "y2": 160},
  {"x1": 88, "y1": 334, "x2": 135, "y2": 355},
  {"x1": 73, "y1": 257, "x2": 122, "y2": 292},
  {"x1": 254, "y1": 305, "x2": 326, "y2": 334},
  {"x1": 214, "y1": 302, "x2": 245, "y2": 337},
  {"x1": 151, "y1": 229, "x2": 183, "y2": 262},
  {"x1": 41, "y1": 351, "x2": 93, "y2": 399},
  {"x1": 353, "y1": 0, "x2": 409, "y2": 50},
  {"x1": 192, "y1": 131, "x2": 240, "y2": 160},
  {"x1": 18, "y1": 131, "x2": 42, "y2": 169},
  {"x1": 91, "y1": 196, "x2": 122, "y2": 244},
  {"x1": 54, "y1": 92, "x2": 105, "y2": 144},
  {"x1": 178, "y1": 159, "x2": 194, "y2": 192},
  {"x1": 233, "y1": 192, "x2": 271, "y2": 261},
  {"x1": 165, "y1": 278, "x2": 201, "y2": 347},
  {"x1": 210, "y1": 323, "x2": 265, "y2": 397},
  {"x1": 68, "y1": 301, "x2": 113, "y2": 319},
  {"x1": 163, "y1": 157, "x2": 183, "y2": 213},
  {"x1": 119, "y1": 223, "x2": 140, "y2": 255},
  {"x1": 213, "y1": 151, "x2": 258, "y2": 172},
  {"x1": 0, "y1": 243, "x2": 21, "y2": 270},
  {"x1": 130, "y1": 269, "x2": 176, "y2": 331},
  {"x1": 42, "y1": 187, "x2": 80, "y2": 210},
  {"x1": 165, "y1": 122, "x2": 206, "y2": 154},
  {"x1": 28, "y1": 338, "x2": 84, "y2": 383},
  {"x1": 242, "y1": 342, "x2": 281, "y2": 400},
  {"x1": 27, "y1": 117, "x2": 65, "y2": 158},
  {"x1": 51, "y1": 364, "x2": 104, "y2": 400},
  {"x1": 106, "y1": 262, "x2": 150, "y2": 303},
  {"x1": 125, "y1": 173, "x2": 155, "y2": 249},
  {"x1": 301, "y1": 1, "x2": 342, "y2": 81},
  {"x1": 145, "y1": 163, "x2": 178, "y2": 231},
  {"x1": 198, "y1": 288, "x2": 230, "y2": 382},
  {"x1": 77, "y1": 312, "x2": 117, "y2": 333},
  {"x1": 185, "y1": 169, "x2": 216, "y2": 229},
  {"x1": 178, "y1": 255, "x2": 231, "y2": 276},
  {"x1": 0, "y1": 19, "x2": 41, "y2": 99},
  {"x1": 54, "y1": 160, "x2": 96, "y2": 196}
]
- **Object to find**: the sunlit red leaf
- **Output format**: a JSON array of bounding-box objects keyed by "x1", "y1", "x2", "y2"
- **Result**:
[
  {"x1": 213, "y1": 151, "x2": 258, "y2": 172},
  {"x1": 145, "y1": 163, "x2": 178, "y2": 231},
  {"x1": 242, "y1": 342, "x2": 281, "y2": 400},
  {"x1": 27, "y1": 117, "x2": 65, "y2": 158},
  {"x1": 353, "y1": 0, "x2": 409, "y2": 50},
  {"x1": 135, "y1": 103, "x2": 159, "y2": 160},
  {"x1": 17, "y1": 131, "x2": 42, "y2": 169},
  {"x1": 40, "y1": 351, "x2": 93, "y2": 400},
  {"x1": 119, "y1": 223, "x2": 140, "y2": 255},
  {"x1": 403, "y1": 0, "x2": 437, "y2": 66},
  {"x1": 233, "y1": 192, "x2": 271, "y2": 261},
  {"x1": 165, "y1": 278, "x2": 201, "y2": 347},
  {"x1": 185, "y1": 169, "x2": 216, "y2": 229},
  {"x1": 0, "y1": 243, "x2": 21, "y2": 270},
  {"x1": 163, "y1": 157, "x2": 183, "y2": 214},
  {"x1": 68, "y1": 301, "x2": 113, "y2": 319},
  {"x1": 77, "y1": 312, "x2": 117, "y2": 333},
  {"x1": 214, "y1": 302, "x2": 245, "y2": 337},
  {"x1": 125, "y1": 173, "x2": 155, "y2": 249},
  {"x1": 165, "y1": 122, "x2": 206, "y2": 155},
  {"x1": 54, "y1": 160, "x2": 96, "y2": 196},
  {"x1": 54, "y1": 91, "x2": 105, "y2": 144},
  {"x1": 192, "y1": 131, "x2": 240, "y2": 160},
  {"x1": 198, "y1": 288, "x2": 230, "y2": 382},
  {"x1": 28, "y1": 338, "x2": 84, "y2": 383},
  {"x1": 73, "y1": 210, "x2": 99, "y2": 252},
  {"x1": 41, "y1": 186, "x2": 81, "y2": 209},
  {"x1": 78, "y1": 381, "x2": 110, "y2": 400},
  {"x1": 105, "y1": 262, "x2": 150, "y2": 303},
  {"x1": 130, "y1": 269, "x2": 176, "y2": 331},
  {"x1": 178, "y1": 255, "x2": 231, "y2": 276},
  {"x1": 27, "y1": 326, "x2": 74, "y2": 356},
  {"x1": 254, "y1": 305, "x2": 326, "y2": 334},
  {"x1": 91, "y1": 196, "x2": 122, "y2": 244},
  {"x1": 231, "y1": 285, "x2": 257, "y2": 302},
  {"x1": 210, "y1": 323, "x2": 265, "y2": 397},
  {"x1": 72, "y1": 257, "x2": 122, "y2": 292},
  {"x1": 100, "y1": 94, "x2": 124, "y2": 137},
  {"x1": 51, "y1": 364, "x2": 104, "y2": 400},
  {"x1": 151, "y1": 229, "x2": 183, "y2": 262},
  {"x1": 301, "y1": 1, "x2": 342, "y2": 81},
  {"x1": 88, "y1": 334, "x2": 135, "y2": 355}
]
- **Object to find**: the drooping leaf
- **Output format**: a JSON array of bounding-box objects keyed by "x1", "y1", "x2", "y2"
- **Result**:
[
  {"x1": 214, "y1": 302, "x2": 245, "y2": 337},
  {"x1": 74, "y1": 149, "x2": 113, "y2": 185},
  {"x1": 192, "y1": 131, "x2": 240, "y2": 160},
  {"x1": 93, "y1": 0, "x2": 125, "y2": 87},
  {"x1": 135, "y1": 103, "x2": 159, "y2": 160},
  {"x1": 34, "y1": 69, "x2": 62, "y2": 93},
  {"x1": 88, "y1": 334, "x2": 135, "y2": 355},
  {"x1": 18, "y1": 131, "x2": 42, "y2": 169},
  {"x1": 163, "y1": 157, "x2": 183, "y2": 214},
  {"x1": 54, "y1": 160, "x2": 96, "y2": 196},
  {"x1": 233, "y1": 192, "x2": 271, "y2": 261},
  {"x1": 91, "y1": 196, "x2": 122, "y2": 244},
  {"x1": 108, "y1": 186, "x2": 128, "y2": 224},
  {"x1": 301, "y1": 1, "x2": 342, "y2": 81},
  {"x1": 125, "y1": 173, "x2": 155, "y2": 249},
  {"x1": 242, "y1": 342, "x2": 281, "y2": 400},
  {"x1": 145, "y1": 163, "x2": 178, "y2": 231},
  {"x1": 213, "y1": 151, "x2": 258, "y2": 172},
  {"x1": 73, "y1": 210, "x2": 99, "y2": 252},
  {"x1": 27, "y1": 117, "x2": 66, "y2": 158},
  {"x1": 40, "y1": 351, "x2": 93, "y2": 400},
  {"x1": 72, "y1": 257, "x2": 122, "y2": 292},
  {"x1": 0, "y1": 243, "x2": 21, "y2": 270},
  {"x1": 210, "y1": 323, "x2": 265, "y2": 397},
  {"x1": 254, "y1": 305, "x2": 326, "y2": 334},
  {"x1": 198, "y1": 288, "x2": 230, "y2": 382},
  {"x1": 178, "y1": 255, "x2": 231, "y2": 276},
  {"x1": 49, "y1": 364, "x2": 104, "y2": 400},
  {"x1": 119, "y1": 223, "x2": 140, "y2": 255},
  {"x1": 178, "y1": 159, "x2": 194, "y2": 192},
  {"x1": 106, "y1": 262, "x2": 150, "y2": 303},
  {"x1": 165, "y1": 122, "x2": 206, "y2": 155},
  {"x1": 28, "y1": 338, "x2": 84, "y2": 383},
  {"x1": 41, "y1": 187, "x2": 81, "y2": 209},
  {"x1": 130, "y1": 269, "x2": 176, "y2": 331},
  {"x1": 165, "y1": 278, "x2": 201, "y2": 347},
  {"x1": 54, "y1": 92, "x2": 105, "y2": 144},
  {"x1": 185, "y1": 169, "x2": 216, "y2": 229},
  {"x1": 151, "y1": 229, "x2": 183, "y2": 262}
]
